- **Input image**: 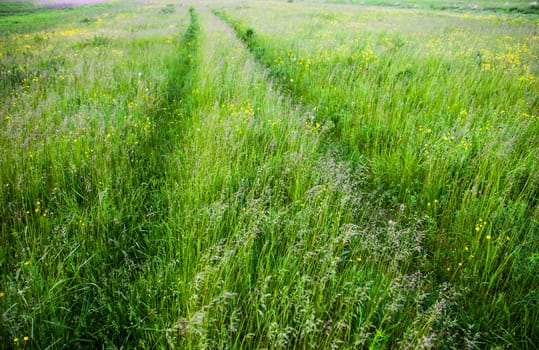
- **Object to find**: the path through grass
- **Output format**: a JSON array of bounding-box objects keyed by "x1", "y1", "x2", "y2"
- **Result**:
[{"x1": 1, "y1": 0, "x2": 538, "y2": 348}]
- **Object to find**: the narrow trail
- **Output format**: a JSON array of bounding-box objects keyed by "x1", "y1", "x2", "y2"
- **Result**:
[
  {"x1": 196, "y1": 4, "x2": 300, "y2": 116},
  {"x1": 162, "y1": 5, "x2": 355, "y2": 347}
]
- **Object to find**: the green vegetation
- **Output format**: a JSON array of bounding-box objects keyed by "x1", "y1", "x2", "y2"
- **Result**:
[
  {"x1": 1, "y1": 0, "x2": 538, "y2": 348},
  {"x1": 326, "y1": 0, "x2": 539, "y2": 14},
  {"x1": 0, "y1": 1, "x2": 115, "y2": 33},
  {"x1": 0, "y1": 2, "x2": 37, "y2": 16},
  {"x1": 215, "y1": 2, "x2": 538, "y2": 347}
]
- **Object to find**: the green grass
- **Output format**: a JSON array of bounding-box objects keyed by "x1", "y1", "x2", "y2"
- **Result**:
[
  {"x1": 215, "y1": 2, "x2": 538, "y2": 347},
  {"x1": 0, "y1": 2, "x2": 37, "y2": 16},
  {"x1": 1, "y1": 0, "x2": 192, "y2": 346},
  {"x1": 0, "y1": 1, "x2": 117, "y2": 33},
  {"x1": 325, "y1": 0, "x2": 539, "y2": 14},
  {"x1": 1, "y1": 0, "x2": 538, "y2": 348}
]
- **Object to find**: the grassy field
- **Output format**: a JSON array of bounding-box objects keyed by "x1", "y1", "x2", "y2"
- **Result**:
[
  {"x1": 1, "y1": 0, "x2": 538, "y2": 348},
  {"x1": 324, "y1": 0, "x2": 539, "y2": 14}
]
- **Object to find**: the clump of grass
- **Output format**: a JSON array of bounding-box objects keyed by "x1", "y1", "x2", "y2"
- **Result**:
[{"x1": 160, "y1": 4, "x2": 174, "y2": 14}]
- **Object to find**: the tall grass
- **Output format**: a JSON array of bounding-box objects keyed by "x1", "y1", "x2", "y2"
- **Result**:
[
  {"x1": 160, "y1": 7, "x2": 452, "y2": 348},
  {"x1": 1, "y1": 1, "x2": 191, "y2": 346},
  {"x1": 1, "y1": 0, "x2": 538, "y2": 348},
  {"x1": 215, "y1": 2, "x2": 538, "y2": 347}
]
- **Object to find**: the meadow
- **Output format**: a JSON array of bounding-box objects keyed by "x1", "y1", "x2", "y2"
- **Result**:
[{"x1": 1, "y1": 0, "x2": 538, "y2": 348}]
